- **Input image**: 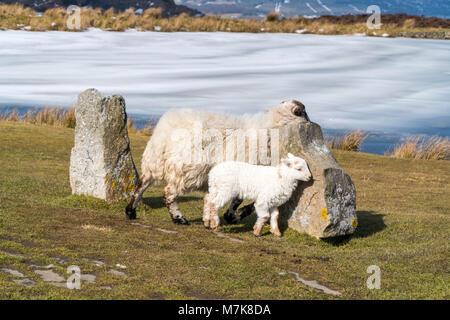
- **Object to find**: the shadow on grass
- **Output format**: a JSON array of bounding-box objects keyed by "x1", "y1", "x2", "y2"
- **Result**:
[
  {"x1": 220, "y1": 214, "x2": 257, "y2": 234},
  {"x1": 188, "y1": 210, "x2": 257, "y2": 231},
  {"x1": 141, "y1": 195, "x2": 203, "y2": 209},
  {"x1": 323, "y1": 211, "x2": 386, "y2": 246},
  {"x1": 208, "y1": 209, "x2": 386, "y2": 245}
]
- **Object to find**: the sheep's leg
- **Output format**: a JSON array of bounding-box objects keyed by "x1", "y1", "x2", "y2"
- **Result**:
[
  {"x1": 223, "y1": 198, "x2": 242, "y2": 224},
  {"x1": 236, "y1": 203, "x2": 255, "y2": 221},
  {"x1": 253, "y1": 205, "x2": 270, "y2": 237},
  {"x1": 208, "y1": 201, "x2": 221, "y2": 231},
  {"x1": 125, "y1": 172, "x2": 152, "y2": 220},
  {"x1": 269, "y1": 207, "x2": 281, "y2": 237},
  {"x1": 224, "y1": 199, "x2": 255, "y2": 224},
  {"x1": 203, "y1": 194, "x2": 211, "y2": 228},
  {"x1": 163, "y1": 185, "x2": 189, "y2": 225}
]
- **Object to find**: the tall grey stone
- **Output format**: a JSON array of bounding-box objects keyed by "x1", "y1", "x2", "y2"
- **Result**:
[
  {"x1": 69, "y1": 88, "x2": 138, "y2": 203},
  {"x1": 279, "y1": 122, "x2": 357, "y2": 238}
]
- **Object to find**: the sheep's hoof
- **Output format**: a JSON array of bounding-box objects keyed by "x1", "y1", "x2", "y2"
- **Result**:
[
  {"x1": 172, "y1": 217, "x2": 190, "y2": 225},
  {"x1": 223, "y1": 211, "x2": 239, "y2": 225},
  {"x1": 125, "y1": 207, "x2": 137, "y2": 220},
  {"x1": 237, "y1": 204, "x2": 255, "y2": 221}
]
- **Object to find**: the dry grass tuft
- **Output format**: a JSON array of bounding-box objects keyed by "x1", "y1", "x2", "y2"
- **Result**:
[
  {"x1": 0, "y1": 107, "x2": 154, "y2": 134},
  {"x1": 326, "y1": 130, "x2": 368, "y2": 152},
  {"x1": 126, "y1": 116, "x2": 136, "y2": 132},
  {"x1": 388, "y1": 136, "x2": 450, "y2": 160},
  {"x1": 266, "y1": 12, "x2": 280, "y2": 22},
  {"x1": 1, "y1": 107, "x2": 76, "y2": 128}
]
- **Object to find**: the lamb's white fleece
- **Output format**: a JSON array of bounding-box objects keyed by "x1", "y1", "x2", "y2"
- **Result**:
[{"x1": 205, "y1": 154, "x2": 311, "y2": 236}]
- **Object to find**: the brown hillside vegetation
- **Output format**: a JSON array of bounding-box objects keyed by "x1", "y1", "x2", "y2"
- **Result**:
[{"x1": 0, "y1": 5, "x2": 449, "y2": 38}]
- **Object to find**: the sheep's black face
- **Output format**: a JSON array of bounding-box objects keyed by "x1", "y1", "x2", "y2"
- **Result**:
[{"x1": 291, "y1": 100, "x2": 310, "y2": 121}]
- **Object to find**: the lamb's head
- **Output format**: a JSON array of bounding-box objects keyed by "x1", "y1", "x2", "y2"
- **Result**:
[
  {"x1": 280, "y1": 153, "x2": 311, "y2": 182},
  {"x1": 267, "y1": 100, "x2": 310, "y2": 126}
]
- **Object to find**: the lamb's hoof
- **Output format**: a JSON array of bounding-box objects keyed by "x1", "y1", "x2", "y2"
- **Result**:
[
  {"x1": 223, "y1": 211, "x2": 239, "y2": 225},
  {"x1": 253, "y1": 225, "x2": 262, "y2": 237},
  {"x1": 125, "y1": 207, "x2": 137, "y2": 220},
  {"x1": 172, "y1": 217, "x2": 190, "y2": 225},
  {"x1": 270, "y1": 228, "x2": 282, "y2": 237}
]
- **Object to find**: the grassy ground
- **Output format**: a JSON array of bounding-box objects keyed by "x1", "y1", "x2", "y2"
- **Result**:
[{"x1": 0, "y1": 121, "x2": 448, "y2": 299}]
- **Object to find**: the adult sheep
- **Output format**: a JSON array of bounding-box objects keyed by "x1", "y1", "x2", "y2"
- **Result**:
[{"x1": 125, "y1": 100, "x2": 310, "y2": 225}]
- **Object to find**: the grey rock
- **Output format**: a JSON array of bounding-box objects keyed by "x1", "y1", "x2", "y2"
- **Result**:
[
  {"x1": 288, "y1": 271, "x2": 342, "y2": 296},
  {"x1": 278, "y1": 122, "x2": 357, "y2": 238},
  {"x1": 34, "y1": 269, "x2": 65, "y2": 283},
  {"x1": 108, "y1": 269, "x2": 128, "y2": 277},
  {"x1": 49, "y1": 282, "x2": 68, "y2": 288},
  {"x1": 83, "y1": 258, "x2": 105, "y2": 267},
  {"x1": 81, "y1": 274, "x2": 97, "y2": 283},
  {"x1": 69, "y1": 88, "x2": 138, "y2": 203},
  {"x1": 1, "y1": 249, "x2": 26, "y2": 258},
  {"x1": 13, "y1": 278, "x2": 35, "y2": 287},
  {"x1": 0, "y1": 267, "x2": 25, "y2": 277}
]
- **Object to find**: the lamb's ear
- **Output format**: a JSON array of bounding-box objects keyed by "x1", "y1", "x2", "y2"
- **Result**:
[{"x1": 281, "y1": 158, "x2": 292, "y2": 167}]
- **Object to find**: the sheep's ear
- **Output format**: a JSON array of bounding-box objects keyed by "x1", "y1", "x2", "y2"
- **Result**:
[{"x1": 287, "y1": 153, "x2": 295, "y2": 159}]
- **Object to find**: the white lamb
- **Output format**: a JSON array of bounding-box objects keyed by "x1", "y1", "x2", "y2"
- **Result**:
[{"x1": 204, "y1": 153, "x2": 311, "y2": 237}]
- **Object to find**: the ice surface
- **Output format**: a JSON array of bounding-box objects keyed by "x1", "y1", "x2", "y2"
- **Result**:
[{"x1": 0, "y1": 29, "x2": 449, "y2": 135}]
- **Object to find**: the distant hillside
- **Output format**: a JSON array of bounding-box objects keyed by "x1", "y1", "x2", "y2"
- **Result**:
[
  {"x1": 178, "y1": 0, "x2": 450, "y2": 19},
  {"x1": 0, "y1": 0, "x2": 202, "y2": 17}
]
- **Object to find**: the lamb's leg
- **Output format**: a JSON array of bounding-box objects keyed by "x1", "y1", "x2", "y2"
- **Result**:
[
  {"x1": 203, "y1": 194, "x2": 211, "y2": 228},
  {"x1": 253, "y1": 204, "x2": 270, "y2": 237},
  {"x1": 163, "y1": 185, "x2": 189, "y2": 225},
  {"x1": 269, "y1": 207, "x2": 281, "y2": 237},
  {"x1": 125, "y1": 172, "x2": 152, "y2": 220}
]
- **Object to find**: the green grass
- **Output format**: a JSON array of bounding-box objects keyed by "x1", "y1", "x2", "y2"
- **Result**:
[{"x1": 0, "y1": 121, "x2": 449, "y2": 299}]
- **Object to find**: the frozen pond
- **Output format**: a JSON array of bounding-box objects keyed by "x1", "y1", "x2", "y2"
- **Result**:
[{"x1": 0, "y1": 29, "x2": 449, "y2": 150}]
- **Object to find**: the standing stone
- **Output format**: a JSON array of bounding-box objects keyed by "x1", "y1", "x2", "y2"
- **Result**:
[
  {"x1": 279, "y1": 122, "x2": 357, "y2": 238},
  {"x1": 69, "y1": 89, "x2": 138, "y2": 203}
]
